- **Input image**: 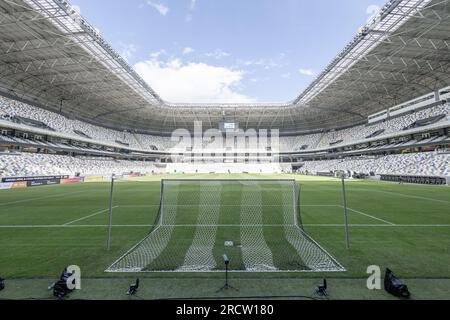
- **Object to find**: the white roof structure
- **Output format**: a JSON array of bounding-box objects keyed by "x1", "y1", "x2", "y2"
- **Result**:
[{"x1": 0, "y1": 0, "x2": 449, "y2": 135}]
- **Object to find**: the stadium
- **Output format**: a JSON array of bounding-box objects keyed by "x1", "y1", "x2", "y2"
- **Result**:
[{"x1": 0, "y1": 0, "x2": 449, "y2": 302}]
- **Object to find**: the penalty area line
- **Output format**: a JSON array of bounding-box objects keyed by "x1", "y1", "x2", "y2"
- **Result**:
[
  {"x1": 1, "y1": 224, "x2": 449, "y2": 229},
  {"x1": 355, "y1": 188, "x2": 450, "y2": 205},
  {"x1": 0, "y1": 190, "x2": 89, "y2": 207},
  {"x1": 346, "y1": 207, "x2": 396, "y2": 226},
  {"x1": 304, "y1": 224, "x2": 450, "y2": 227},
  {"x1": 63, "y1": 206, "x2": 119, "y2": 226},
  {"x1": 0, "y1": 224, "x2": 153, "y2": 228}
]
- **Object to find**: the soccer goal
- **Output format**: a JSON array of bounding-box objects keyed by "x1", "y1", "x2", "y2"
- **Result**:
[{"x1": 106, "y1": 179, "x2": 345, "y2": 273}]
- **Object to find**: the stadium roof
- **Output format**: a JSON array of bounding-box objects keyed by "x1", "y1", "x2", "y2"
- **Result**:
[{"x1": 0, "y1": 0, "x2": 449, "y2": 135}]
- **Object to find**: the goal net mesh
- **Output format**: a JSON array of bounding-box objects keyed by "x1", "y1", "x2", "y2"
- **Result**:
[{"x1": 106, "y1": 179, "x2": 344, "y2": 272}]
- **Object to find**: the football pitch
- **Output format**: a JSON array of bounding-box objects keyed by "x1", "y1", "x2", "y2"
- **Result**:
[{"x1": 0, "y1": 174, "x2": 449, "y2": 300}]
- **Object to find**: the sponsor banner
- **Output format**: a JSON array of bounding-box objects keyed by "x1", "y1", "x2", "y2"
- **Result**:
[
  {"x1": 2, "y1": 175, "x2": 69, "y2": 183},
  {"x1": 27, "y1": 179, "x2": 60, "y2": 187},
  {"x1": 0, "y1": 182, "x2": 13, "y2": 190},
  {"x1": 60, "y1": 177, "x2": 85, "y2": 184},
  {"x1": 122, "y1": 173, "x2": 145, "y2": 180},
  {"x1": 11, "y1": 181, "x2": 28, "y2": 189},
  {"x1": 84, "y1": 175, "x2": 104, "y2": 182},
  {"x1": 128, "y1": 172, "x2": 142, "y2": 177}
]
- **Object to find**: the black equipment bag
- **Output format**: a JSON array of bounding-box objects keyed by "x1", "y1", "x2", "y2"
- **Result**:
[
  {"x1": 53, "y1": 268, "x2": 75, "y2": 298},
  {"x1": 384, "y1": 268, "x2": 410, "y2": 298}
]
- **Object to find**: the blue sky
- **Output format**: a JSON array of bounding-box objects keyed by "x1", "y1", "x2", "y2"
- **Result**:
[{"x1": 70, "y1": 0, "x2": 387, "y2": 103}]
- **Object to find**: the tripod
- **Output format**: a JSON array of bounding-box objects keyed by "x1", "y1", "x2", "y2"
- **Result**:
[{"x1": 217, "y1": 260, "x2": 238, "y2": 292}]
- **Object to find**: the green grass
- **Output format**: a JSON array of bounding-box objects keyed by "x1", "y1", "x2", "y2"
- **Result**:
[
  {"x1": 128, "y1": 179, "x2": 321, "y2": 272},
  {"x1": 0, "y1": 174, "x2": 449, "y2": 300}
]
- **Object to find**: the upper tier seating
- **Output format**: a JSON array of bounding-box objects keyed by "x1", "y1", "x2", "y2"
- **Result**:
[
  {"x1": 1, "y1": 96, "x2": 449, "y2": 152},
  {"x1": 300, "y1": 152, "x2": 450, "y2": 177},
  {"x1": 316, "y1": 103, "x2": 450, "y2": 149}
]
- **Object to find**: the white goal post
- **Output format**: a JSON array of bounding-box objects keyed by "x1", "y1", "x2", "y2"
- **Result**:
[{"x1": 106, "y1": 178, "x2": 345, "y2": 273}]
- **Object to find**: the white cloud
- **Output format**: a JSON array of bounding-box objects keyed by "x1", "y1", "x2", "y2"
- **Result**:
[
  {"x1": 242, "y1": 59, "x2": 265, "y2": 67},
  {"x1": 190, "y1": 0, "x2": 197, "y2": 10},
  {"x1": 239, "y1": 54, "x2": 286, "y2": 70},
  {"x1": 366, "y1": 5, "x2": 381, "y2": 23},
  {"x1": 146, "y1": 1, "x2": 169, "y2": 16},
  {"x1": 134, "y1": 57, "x2": 255, "y2": 103},
  {"x1": 185, "y1": 0, "x2": 198, "y2": 22},
  {"x1": 204, "y1": 49, "x2": 230, "y2": 60},
  {"x1": 119, "y1": 43, "x2": 137, "y2": 62},
  {"x1": 299, "y1": 68, "x2": 316, "y2": 76},
  {"x1": 281, "y1": 73, "x2": 291, "y2": 79},
  {"x1": 149, "y1": 49, "x2": 166, "y2": 59},
  {"x1": 182, "y1": 47, "x2": 195, "y2": 55}
]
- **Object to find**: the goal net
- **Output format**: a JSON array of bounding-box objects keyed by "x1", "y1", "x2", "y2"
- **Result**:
[{"x1": 106, "y1": 179, "x2": 344, "y2": 272}]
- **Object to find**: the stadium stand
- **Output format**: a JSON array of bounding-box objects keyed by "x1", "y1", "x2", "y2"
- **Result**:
[
  {"x1": 279, "y1": 134, "x2": 323, "y2": 152},
  {"x1": 0, "y1": 150, "x2": 448, "y2": 180},
  {"x1": 0, "y1": 153, "x2": 155, "y2": 178},
  {"x1": 0, "y1": 96, "x2": 173, "y2": 151},
  {"x1": 1, "y1": 94, "x2": 449, "y2": 184},
  {"x1": 315, "y1": 102, "x2": 450, "y2": 149},
  {"x1": 2, "y1": 96, "x2": 449, "y2": 153},
  {"x1": 299, "y1": 152, "x2": 450, "y2": 177}
]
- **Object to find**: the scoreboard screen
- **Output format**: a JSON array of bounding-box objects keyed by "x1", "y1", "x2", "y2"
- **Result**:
[
  {"x1": 219, "y1": 121, "x2": 239, "y2": 132},
  {"x1": 224, "y1": 123, "x2": 236, "y2": 130}
]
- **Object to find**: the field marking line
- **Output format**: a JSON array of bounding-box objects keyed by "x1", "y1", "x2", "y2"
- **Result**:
[
  {"x1": 63, "y1": 206, "x2": 119, "y2": 226},
  {"x1": 355, "y1": 188, "x2": 450, "y2": 205},
  {"x1": 118, "y1": 205, "x2": 159, "y2": 208},
  {"x1": 1, "y1": 224, "x2": 450, "y2": 228},
  {"x1": 118, "y1": 204, "x2": 338, "y2": 208},
  {"x1": 300, "y1": 203, "x2": 396, "y2": 225},
  {"x1": 300, "y1": 205, "x2": 341, "y2": 207},
  {"x1": 346, "y1": 207, "x2": 396, "y2": 226},
  {"x1": 304, "y1": 224, "x2": 450, "y2": 227},
  {"x1": 0, "y1": 224, "x2": 153, "y2": 228},
  {"x1": 0, "y1": 190, "x2": 88, "y2": 207},
  {"x1": 162, "y1": 224, "x2": 294, "y2": 227}
]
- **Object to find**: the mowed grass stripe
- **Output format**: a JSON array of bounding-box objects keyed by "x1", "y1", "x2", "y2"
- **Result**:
[
  {"x1": 179, "y1": 182, "x2": 223, "y2": 270},
  {"x1": 344, "y1": 185, "x2": 450, "y2": 225},
  {"x1": 239, "y1": 182, "x2": 275, "y2": 270},
  {"x1": 145, "y1": 182, "x2": 201, "y2": 271},
  {"x1": 112, "y1": 181, "x2": 161, "y2": 206},
  {"x1": 213, "y1": 183, "x2": 244, "y2": 270},
  {"x1": 261, "y1": 184, "x2": 309, "y2": 271},
  {"x1": 0, "y1": 185, "x2": 111, "y2": 226},
  {"x1": 348, "y1": 180, "x2": 450, "y2": 203},
  {"x1": 0, "y1": 183, "x2": 96, "y2": 205},
  {"x1": 1, "y1": 176, "x2": 449, "y2": 281}
]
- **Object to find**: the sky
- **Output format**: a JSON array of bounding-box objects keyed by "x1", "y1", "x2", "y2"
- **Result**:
[{"x1": 69, "y1": 0, "x2": 387, "y2": 104}]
